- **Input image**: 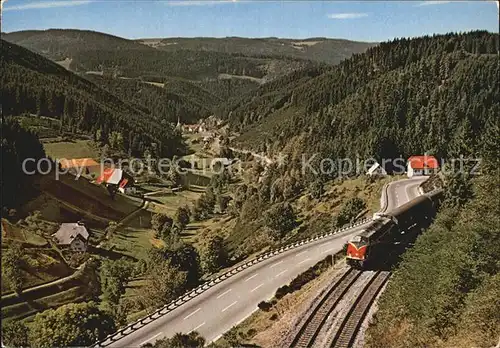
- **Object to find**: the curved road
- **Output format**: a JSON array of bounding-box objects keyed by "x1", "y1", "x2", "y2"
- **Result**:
[{"x1": 107, "y1": 177, "x2": 427, "y2": 347}]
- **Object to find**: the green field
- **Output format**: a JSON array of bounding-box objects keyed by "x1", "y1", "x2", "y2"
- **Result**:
[
  {"x1": 43, "y1": 140, "x2": 98, "y2": 160},
  {"x1": 17, "y1": 115, "x2": 62, "y2": 139},
  {"x1": 104, "y1": 209, "x2": 158, "y2": 259},
  {"x1": 26, "y1": 174, "x2": 143, "y2": 227},
  {"x1": 148, "y1": 190, "x2": 202, "y2": 215}
]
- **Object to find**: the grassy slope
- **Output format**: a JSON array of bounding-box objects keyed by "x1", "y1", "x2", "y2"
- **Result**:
[{"x1": 43, "y1": 140, "x2": 99, "y2": 159}]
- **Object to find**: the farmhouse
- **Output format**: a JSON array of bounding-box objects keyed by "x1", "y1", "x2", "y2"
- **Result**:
[
  {"x1": 407, "y1": 155, "x2": 439, "y2": 177},
  {"x1": 52, "y1": 222, "x2": 89, "y2": 252},
  {"x1": 59, "y1": 158, "x2": 100, "y2": 178},
  {"x1": 96, "y1": 168, "x2": 136, "y2": 194}
]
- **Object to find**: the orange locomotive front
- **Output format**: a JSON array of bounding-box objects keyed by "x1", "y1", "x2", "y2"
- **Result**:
[{"x1": 346, "y1": 235, "x2": 369, "y2": 268}]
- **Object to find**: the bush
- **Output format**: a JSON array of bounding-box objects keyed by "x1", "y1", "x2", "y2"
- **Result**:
[
  {"x1": 275, "y1": 285, "x2": 290, "y2": 299},
  {"x1": 246, "y1": 328, "x2": 257, "y2": 337},
  {"x1": 264, "y1": 202, "x2": 297, "y2": 240},
  {"x1": 258, "y1": 301, "x2": 272, "y2": 312},
  {"x1": 2, "y1": 320, "x2": 29, "y2": 347}
]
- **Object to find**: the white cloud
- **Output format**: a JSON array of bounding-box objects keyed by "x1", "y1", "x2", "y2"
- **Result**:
[
  {"x1": 3, "y1": 0, "x2": 92, "y2": 12},
  {"x1": 415, "y1": 1, "x2": 452, "y2": 7},
  {"x1": 327, "y1": 12, "x2": 369, "y2": 19},
  {"x1": 167, "y1": 0, "x2": 238, "y2": 6}
]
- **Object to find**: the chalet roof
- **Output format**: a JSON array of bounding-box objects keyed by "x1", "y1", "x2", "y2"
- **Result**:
[
  {"x1": 52, "y1": 223, "x2": 89, "y2": 245},
  {"x1": 408, "y1": 156, "x2": 439, "y2": 170},
  {"x1": 96, "y1": 168, "x2": 124, "y2": 185},
  {"x1": 59, "y1": 158, "x2": 100, "y2": 169}
]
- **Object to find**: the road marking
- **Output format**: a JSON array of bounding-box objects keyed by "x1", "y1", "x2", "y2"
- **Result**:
[
  {"x1": 244, "y1": 274, "x2": 258, "y2": 282},
  {"x1": 251, "y1": 283, "x2": 264, "y2": 292},
  {"x1": 270, "y1": 260, "x2": 283, "y2": 268},
  {"x1": 275, "y1": 269, "x2": 288, "y2": 278},
  {"x1": 189, "y1": 322, "x2": 206, "y2": 333},
  {"x1": 298, "y1": 258, "x2": 311, "y2": 265},
  {"x1": 140, "y1": 332, "x2": 162, "y2": 345},
  {"x1": 322, "y1": 248, "x2": 335, "y2": 254},
  {"x1": 222, "y1": 301, "x2": 238, "y2": 312},
  {"x1": 295, "y1": 250, "x2": 307, "y2": 257},
  {"x1": 184, "y1": 308, "x2": 201, "y2": 320},
  {"x1": 217, "y1": 289, "x2": 232, "y2": 299}
]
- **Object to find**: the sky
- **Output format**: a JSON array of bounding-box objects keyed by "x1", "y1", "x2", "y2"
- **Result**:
[{"x1": 1, "y1": 0, "x2": 498, "y2": 42}]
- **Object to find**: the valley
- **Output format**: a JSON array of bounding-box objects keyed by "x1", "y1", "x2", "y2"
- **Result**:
[{"x1": 1, "y1": 9, "x2": 498, "y2": 348}]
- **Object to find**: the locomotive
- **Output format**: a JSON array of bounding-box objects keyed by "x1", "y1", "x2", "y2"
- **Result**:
[{"x1": 346, "y1": 190, "x2": 443, "y2": 269}]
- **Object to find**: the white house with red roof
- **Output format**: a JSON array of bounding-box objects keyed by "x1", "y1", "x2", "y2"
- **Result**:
[
  {"x1": 407, "y1": 155, "x2": 439, "y2": 177},
  {"x1": 96, "y1": 168, "x2": 136, "y2": 194}
]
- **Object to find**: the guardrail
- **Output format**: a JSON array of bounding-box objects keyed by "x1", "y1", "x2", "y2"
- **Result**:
[{"x1": 92, "y1": 217, "x2": 371, "y2": 347}]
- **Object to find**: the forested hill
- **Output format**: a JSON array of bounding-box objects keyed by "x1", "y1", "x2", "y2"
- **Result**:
[
  {"x1": 222, "y1": 31, "x2": 499, "y2": 162},
  {"x1": 3, "y1": 29, "x2": 317, "y2": 83},
  {"x1": 85, "y1": 75, "x2": 217, "y2": 124},
  {"x1": 1, "y1": 39, "x2": 183, "y2": 157},
  {"x1": 2, "y1": 29, "x2": 152, "y2": 60},
  {"x1": 137, "y1": 37, "x2": 376, "y2": 65}
]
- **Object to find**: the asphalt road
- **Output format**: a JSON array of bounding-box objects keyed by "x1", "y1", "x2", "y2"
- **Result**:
[
  {"x1": 384, "y1": 177, "x2": 428, "y2": 212},
  {"x1": 107, "y1": 177, "x2": 426, "y2": 347}
]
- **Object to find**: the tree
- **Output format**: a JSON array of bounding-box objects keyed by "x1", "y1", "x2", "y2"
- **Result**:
[
  {"x1": 109, "y1": 131, "x2": 124, "y2": 151},
  {"x1": 264, "y1": 203, "x2": 297, "y2": 240},
  {"x1": 149, "y1": 332, "x2": 205, "y2": 348},
  {"x1": 139, "y1": 260, "x2": 188, "y2": 311},
  {"x1": 151, "y1": 213, "x2": 173, "y2": 236},
  {"x1": 166, "y1": 166, "x2": 182, "y2": 186},
  {"x1": 2, "y1": 320, "x2": 29, "y2": 347},
  {"x1": 240, "y1": 194, "x2": 262, "y2": 222},
  {"x1": 192, "y1": 191, "x2": 215, "y2": 221},
  {"x1": 216, "y1": 194, "x2": 230, "y2": 213},
  {"x1": 174, "y1": 206, "x2": 190, "y2": 230},
  {"x1": 29, "y1": 302, "x2": 116, "y2": 347},
  {"x1": 309, "y1": 179, "x2": 324, "y2": 199},
  {"x1": 168, "y1": 244, "x2": 201, "y2": 288},
  {"x1": 161, "y1": 224, "x2": 181, "y2": 247},
  {"x1": 100, "y1": 258, "x2": 133, "y2": 305},
  {"x1": 200, "y1": 235, "x2": 228, "y2": 274},
  {"x1": 2, "y1": 243, "x2": 24, "y2": 293},
  {"x1": 335, "y1": 197, "x2": 366, "y2": 227},
  {"x1": 204, "y1": 188, "x2": 216, "y2": 212}
]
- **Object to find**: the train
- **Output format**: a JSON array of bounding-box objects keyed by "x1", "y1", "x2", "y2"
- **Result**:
[{"x1": 346, "y1": 189, "x2": 443, "y2": 269}]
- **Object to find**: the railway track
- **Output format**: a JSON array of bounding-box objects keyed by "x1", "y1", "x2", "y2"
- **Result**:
[
  {"x1": 330, "y1": 271, "x2": 391, "y2": 348},
  {"x1": 290, "y1": 269, "x2": 390, "y2": 348},
  {"x1": 291, "y1": 268, "x2": 362, "y2": 348}
]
